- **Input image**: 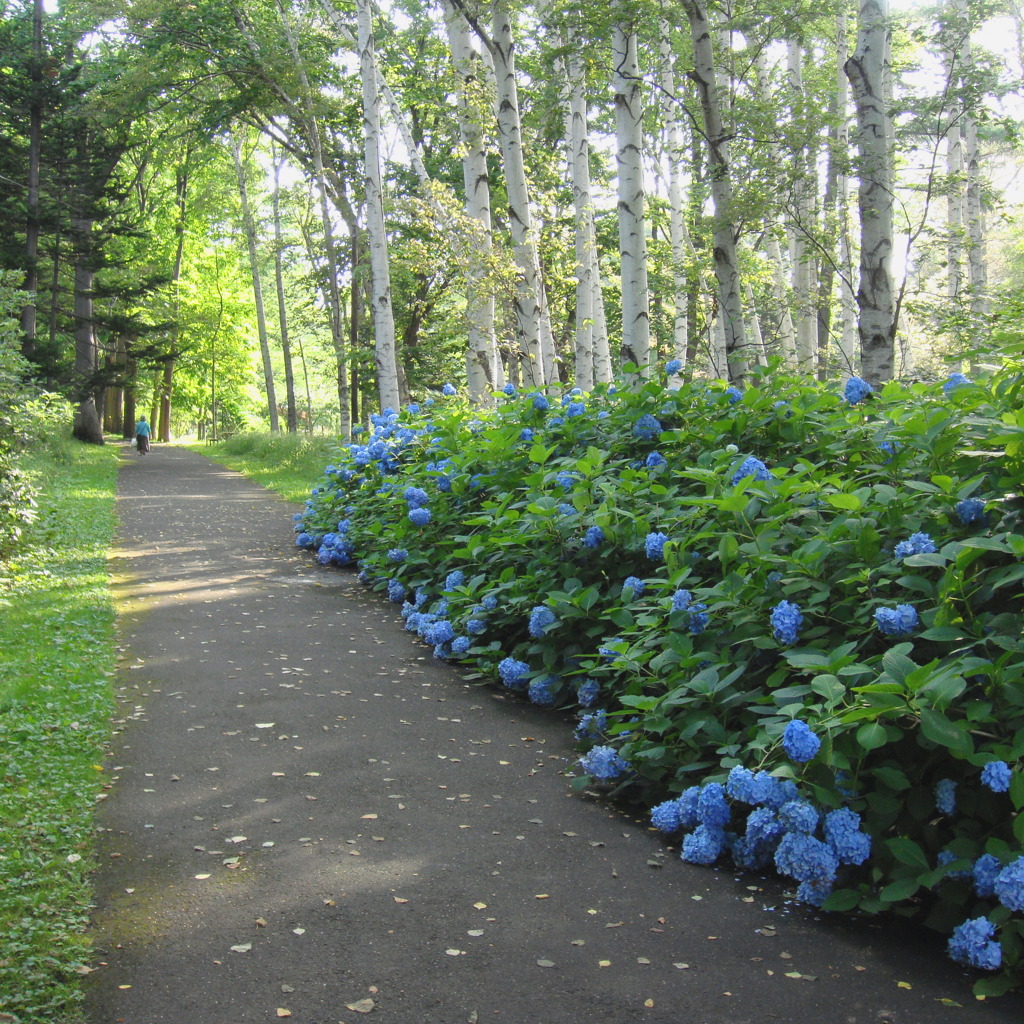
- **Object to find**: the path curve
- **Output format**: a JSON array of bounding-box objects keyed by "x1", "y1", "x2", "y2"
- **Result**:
[{"x1": 85, "y1": 444, "x2": 1022, "y2": 1024}]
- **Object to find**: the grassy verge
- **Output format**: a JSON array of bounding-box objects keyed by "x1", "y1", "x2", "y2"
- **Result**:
[
  {"x1": 0, "y1": 437, "x2": 120, "y2": 1024},
  {"x1": 186, "y1": 432, "x2": 338, "y2": 503}
]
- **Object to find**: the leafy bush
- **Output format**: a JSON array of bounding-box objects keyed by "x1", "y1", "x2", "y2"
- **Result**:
[{"x1": 294, "y1": 366, "x2": 1024, "y2": 997}]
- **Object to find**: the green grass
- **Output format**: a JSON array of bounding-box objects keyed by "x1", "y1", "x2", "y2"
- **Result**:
[
  {"x1": 0, "y1": 437, "x2": 120, "y2": 1024},
  {"x1": 187, "y1": 431, "x2": 339, "y2": 502}
]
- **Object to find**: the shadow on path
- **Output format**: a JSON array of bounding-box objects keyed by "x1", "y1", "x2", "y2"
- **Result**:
[{"x1": 85, "y1": 445, "x2": 1022, "y2": 1023}]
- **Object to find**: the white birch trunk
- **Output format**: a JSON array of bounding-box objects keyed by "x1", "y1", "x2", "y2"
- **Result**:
[
  {"x1": 612, "y1": 12, "x2": 651, "y2": 375},
  {"x1": 766, "y1": 225, "x2": 798, "y2": 366},
  {"x1": 659, "y1": 13, "x2": 689, "y2": 373},
  {"x1": 683, "y1": 0, "x2": 748, "y2": 383},
  {"x1": 942, "y1": 0, "x2": 965, "y2": 310},
  {"x1": 356, "y1": 0, "x2": 400, "y2": 413},
  {"x1": 845, "y1": 0, "x2": 895, "y2": 385},
  {"x1": 232, "y1": 133, "x2": 280, "y2": 432},
  {"x1": 443, "y1": 0, "x2": 499, "y2": 402},
  {"x1": 744, "y1": 281, "x2": 767, "y2": 367},
  {"x1": 591, "y1": 249, "x2": 612, "y2": 383},
  {"x1": 489, "y1": 0, "x2": 548, "y2": 387},
  {"x1": 561, "y1": 37, "x2": 595, "y2": 391},
  {"x1": 787, "y1": 40, "x2": 816, "y2": 374},
  {"x1": 836, "y1": 8, "x2": 859, "y2": 376}
]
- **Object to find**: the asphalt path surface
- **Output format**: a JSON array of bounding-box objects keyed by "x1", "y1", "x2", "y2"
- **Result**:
[{"x1": 85, "y1": 444, "x2": 1024, "y2": 1024}]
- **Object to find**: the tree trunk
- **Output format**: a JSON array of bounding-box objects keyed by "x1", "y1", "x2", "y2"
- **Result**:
[
  {"x1": 20, "y1": 0, "x2": 43, "y2": 360},
  {"x1": 612, "y1": 13, "x2": 651, "y2": 375},
  {"x1": 443, "y1": 0, "x2": 499, "y2": 402},
  {"x1": 356, "y1": 0, "x2": 401, "y2": 414},
  {"x1": 272, "y1": 145, "x2": 298, "y2": 433},
  {"x1": 835, "y1": 7, "x2": 859, "y2": 376},
  {"x1": 71, "y1": 217, "x2": 103, "y2": 444},
  {"x1": 682, "y1": 0, "x2": 748, "y2": 384},
  {"x1": 232, "y1": 132, "x2": 280, "y2": 431},
  {"x1": 845, "y1": 0, "x2": 895, "y2": 385}
]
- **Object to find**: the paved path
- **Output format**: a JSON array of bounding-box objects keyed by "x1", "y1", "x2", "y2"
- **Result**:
[{"x1": 86, "y1": 445, "x2": 1022, "y2": 1024}]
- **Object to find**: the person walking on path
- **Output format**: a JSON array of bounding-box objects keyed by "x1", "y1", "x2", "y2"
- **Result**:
[
  {"x1": 134, "y1": 416, "x2": 151, "y2": 454},
  {"x1": 86, "y1": 445, "x2": 1024, "y2": 1024}
]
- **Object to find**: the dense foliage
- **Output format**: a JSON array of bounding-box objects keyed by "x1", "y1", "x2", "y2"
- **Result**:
[{"x1": 293, "y1": 357, "x2": 1024, "y2": 997}]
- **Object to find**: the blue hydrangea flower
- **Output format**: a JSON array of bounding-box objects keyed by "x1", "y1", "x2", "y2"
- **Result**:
[
  {"x1": 973, "y1": 854, "x2": 1003, "y2": 898},
  {"x1": 938, "y1": 850, "x2": 972, "y2": 880},
  {"x1": 731, "y1": 456, "x2": 771, "y2": 486},
  {"x1": 935, "y1": 778, "x2": 957, "y2": 816},
  {"x1": 844, "y1": 376, "x2": 873, "y2": 404},
  {"x1": 758, "y1": 775, "x2": 799, "y2": 810},
  {"x1": 724, "y1": 386, "x2": 743, "y2": 404},
  {"x1": 948, "y1": 917, "x2": 1002, "y2": 971},
  {"x1": 528, "y1": 675, "x2": 559, "y2": 706},
  {"x1": 782, "y1": 720, "x2": 821, "y2": 763},
  {"x1": 779, "y1": 800, "x2": 819, "y2": 834},
  {"x1": 482, "y1": 594, "x2": 498, "y2": 611},
  {"x1": 388, "y1": 548, "x2": 408, "y2": 562},
  {"x1": 555, "y1": 471, "x2": 576, "y2": 490},
  {"x1": 578, "y1": 745, "x2": 631, "y2": 780},
  {"x1": 466, "y1": 618, "x2": 486, "y2": 635},
  {"x1": 404, "y1": 486, "x2": 429, "y2": 508},
  {"x1": 645, "y1": 451, "x2": 667, "y2": 470},
  {"x1": 981, "y1": 760, "x2": 1012, "y2": 793},
  {"x1": 687, "y1": 603, "x2": 709, "y2": 635},
  {"x1": 520, "y1": 428, "x2": 534, "y2": 442},
  {"x1": 955, "y1": 497, "x2": 987, "y2": 526},
  {"x1": 503, "y1": 382, "x2": 517, "y2": 396},
  {"x1": 408, "y1": 507, "x2": 432, "y2": 527},
  {"x1": 497, "y1": 657, "x2": 529, "y2": 689},
  {"x1": 296, "y1": 532, "x2": 313, "y2": 548},
  {"x1": 532, "y1": 393, "x2": 550, "y2": 412},
  {"x1": 426, "y1": 620, "x2": 456, "y2": 646},
  {"x1": 681, "y1": 824, "x2": 726, "y2": 865},
  {"x1": 875, "y1": 604, "x2": 919, "y2": 636},
  {"x1": 666, "y1": 358, "x2": 683, "y2": 375},
  {"x1": 622, "y1": 576, "x2": 645, "y2": 600},
  {"x1": 576, "y1": 678, "x2": 600, "y2": 707},
  {"x1": 894, "y1": 532, "x2": 937, "y2": 560},
  {"x1": 943, "y1": 372, "x2": 970, "y2": 394},
  {"x1": 575, "y1": 710, "x2": 607, "y2": 741},
  {"x1": 726, "y1": 766, "x2": 758, "y2": 804},
  {"x1": 770, "y1": 600, "x2": 803, "y2": 645},
  {"x1": 566, "y1": 401, "x2": 586, "y2": 418},
  {"x1": 994, "y1": 856, "x2": 1024, "y2": 912},
  {"x1": 651, "y1": 798, "x2": 685, "y2": 833},
  {"x1": 633, "y1": 413, "x2": 662, "y2": 439},
  {"x1": 823, "y1": 808, "x2": 871, "y2": 865},
  {"x1": 451, "y1": 636, "x2": 471, "y2": 655},
  {"x1": 696, "y1": 783, "x2": 730, "y2": 829},
  {"x1": 528, "y1": 605, "x2": 557, "y2": 638},
  {"x1": 387, "y1": 579, "x2": 406, "y2": 603},
  {"x1": 583, "y1": 525, "x2": 604, "y2": 549},
  {"x1": 671, "y1": 589, "x2": 692, "y2": 612},
  {"x1": 775, "y1": 832, "x2": 839, "y2": 887},
  {"x1": 598, "y1": 638, "x2": 624, "y2": 662},
  {"x1": 441, "y1": 382, "x2": 457, "y2": 396},
  {"x1": 444, "y1": 569, "x2": 466, "y2": 590},
  {"x1": 644, "y1": 531, "x2": 669, "y2": 561},
  {"x1": 745, "y1": 806, "x2": 784, "y2": 847}
]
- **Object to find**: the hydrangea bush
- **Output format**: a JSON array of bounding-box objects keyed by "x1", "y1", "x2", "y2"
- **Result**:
[{"x1": 293, "y1": 367, "x2": 1024, "y2": 997}]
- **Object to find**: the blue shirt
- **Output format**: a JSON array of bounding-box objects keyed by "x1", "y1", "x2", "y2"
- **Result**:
[{"x1": 135, "y1": 420, "x2": 151, "y2": 437}]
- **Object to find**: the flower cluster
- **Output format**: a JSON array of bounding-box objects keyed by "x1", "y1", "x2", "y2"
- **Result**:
[
  {"x1": 955, "y1": 497, "x2": 987, "y2": 526},
  {"x1": 875, "y1": 604, "x2": 919, "y2": 636},
  {"x1": 770, "y1": 600, "x2": 803, "y2": 646},
  {"x1": 583, "y1": 525, "x2": 604, "y2": 549},
  {"x1": 632, "y1": 413, "x2": 662, "y2": 439},
  {"x1": 893, "y1": 532, "x2": 936, "y2": 560},
  {"x1": 644, "y1": 531, "x2": 668, "y2": 561},
  {"x1": 528, "y1": 605, "x2": 557, "y2": 638},
  {"x1": 730, "y1": 456, "x2": 771, "y2": 486},
  {"x1": 578, "y1": 745, "x2": 631, "y2": 780},
  {"x1": 843, "y1": 376, "x2": 873, "y2": 404},
  {"x1": 782, "y1": 720, "x2": 820, "y2": 763}
]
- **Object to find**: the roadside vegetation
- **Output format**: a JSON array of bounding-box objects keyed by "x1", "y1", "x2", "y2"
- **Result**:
[
  {"x1": 0, "y1": 436, "x2": 119, "y2": 1023},
  {"x1": 285, "y1": 353, "x2": 1024, "y2": 998}
]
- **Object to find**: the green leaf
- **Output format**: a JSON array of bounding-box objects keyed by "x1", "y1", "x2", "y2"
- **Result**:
[
  {"x1": 856, "y1": 722, "x2": 889, "y2": 751},
  {"x1": 1010, "y1": 772, "x2": 1024, "y2": 811},
  {"x1": 821, "y1": 889, "x2": 862, "y2": 912},
  {"x1": 973, "y1": 974, "x2": 1015, "y2": 999},
  {"x1": 810, "y1": 673, "x2": 845, "y2": 703},
  {"x1": 919, "y1": 709, "x2": 973, "y2": 757},
  {"x1": 886, "y1": 837, "x2": 930, "y2": 870},
  {"x1": 880, "y1": 876, "x2": 921, "y2": 903},
  {"x1": 824, "y1": 492, "x2": 862, "y2": 511}
]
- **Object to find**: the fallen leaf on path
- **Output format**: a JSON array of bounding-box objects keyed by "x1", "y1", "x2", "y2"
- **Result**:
[
  {"x1": 276, "y1": 1009, "x2": 291, "y2": 1018},
  {"x1": 394, "y1": 897, "x2": 409, "y2": 904},
  {"x1": 230, "y1": 943, "x2": 251, "y2": 953},
  {"x1": 467, "y1": 929, "x2": 484, "y2": 937},
  {"x1": 255, "y1": 918, "x2": 267, "y2": 928},
  {"x1": 897, "y1": 981, "x2": 912, "y2": 990},
  {"x1": 473, "y1": 901, "x2": 487, "y2": 909},
  {"x1": 345, "y1": 998, "x2": 375, "y2": 1013},
  {"x1": 195, "y1": 873, "x2": 211, "y2": 880},
  {"x1": 598, "y1": 960, "x2": 611, "y2": 968},
  {"x1": 293, "y1": 928, "x2": 305, "y2": 936},
  {"x1": 255, "y1": 723, "x2": 275, "y2": 729},
  {"x1": 644, "y1": 999, "x2": 655, "y2": 1008},
  {"x1": 534, "y1": 894, "x2": 550, "y2": 900},
  {"x1": 673, "y1": 963, "x2": 690, "y2": 970},
  {"x1": 536, "y1": 959, "x2": 555, "y2": 968},
  {"x1": 445, "y1": 948, "x2": 464, "y2": 956}
]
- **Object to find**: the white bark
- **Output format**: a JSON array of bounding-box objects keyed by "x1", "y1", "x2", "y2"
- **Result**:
[
  {"x1": 232, "y1": 133, "x2": 280, "y2": 432},
  {"x1": 787, "y1": 41, "x2": 817, "y2": 373},
  {"x1": 561, "y1": 37, "x2": 596, "y2": 390},
  {"x1": 658, "y1": 13, "x2": 689, "y2": 373},
  {"x1": 356, "y1": 0, "x2": 400, "y2": 413},
  {"x1": 836, "y1": 8, "x2": 858, "y2": 375},
  {"x1": 443, "y1": 0, "x2": 499, "y2": 402},
  {"x1": 682, "y1": 0, "x2": 748, "y2": 383},
  {"x1": 845, "y1": 0, "x2": 895, "y2": 385},
  {"x1": 489, "y1": 0, "x2": 548, "y2": 387},
  {"x1": 612, "y1": 13, "x2": 651, "y2": 375}
]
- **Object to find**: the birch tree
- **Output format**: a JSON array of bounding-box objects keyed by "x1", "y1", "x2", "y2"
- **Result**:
[
  {"x1": 845, "y1": 0, "x2": 895, "y2": 384},
  {"x1": 682, "y1": 0, "x2": 748, "y2": 384},
  {"x1": 356, "y1": 0, "x2": 400, "y2": 413},
  {"x1": 612, "y1": 10, "x2": 650, "y2": 374}
]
